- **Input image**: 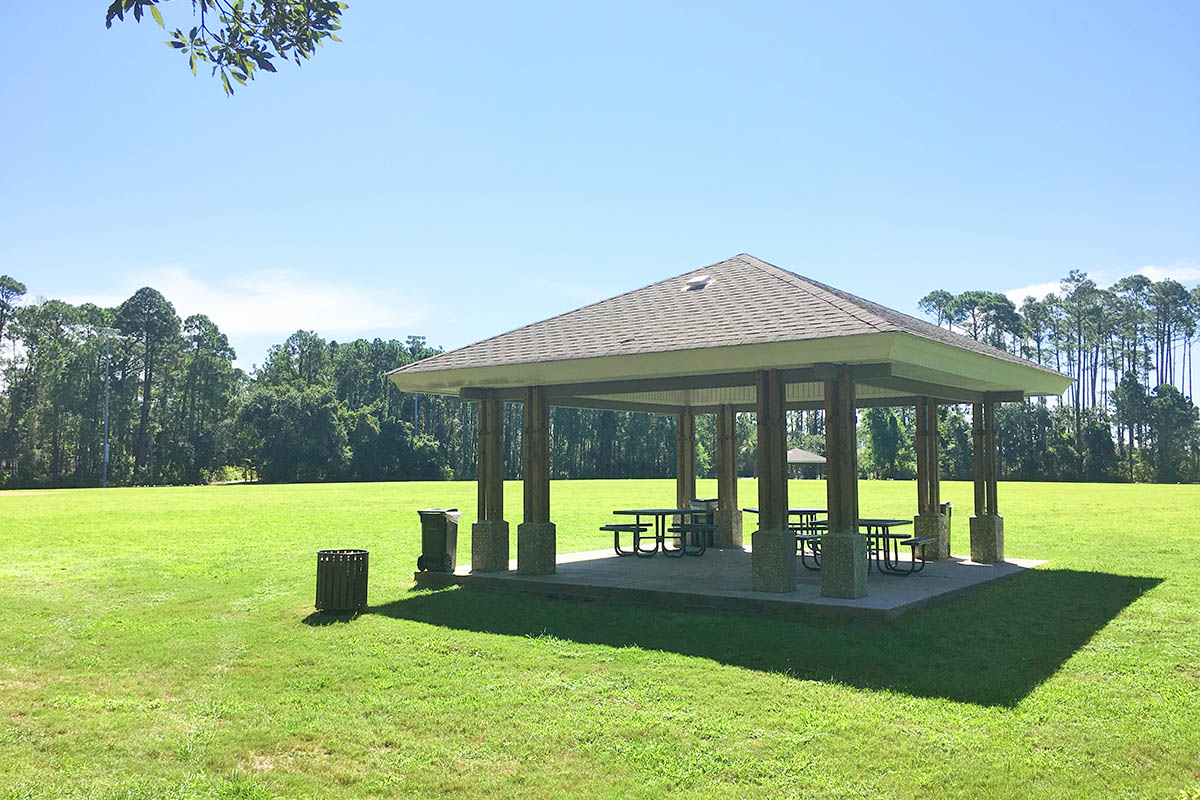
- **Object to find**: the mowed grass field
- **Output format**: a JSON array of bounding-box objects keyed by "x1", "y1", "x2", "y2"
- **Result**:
[{"x1": 1, "y1": 479, "x2": 1198, "y2": 799}]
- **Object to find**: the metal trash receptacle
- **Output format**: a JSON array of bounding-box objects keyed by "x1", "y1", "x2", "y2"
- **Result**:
[
  {"x1": 416, "y1": 508, "x2": 461, "y2": 572},
  {"x1": 316, "y1": 549, "x2": 368, "y2": 612},
  {"x1": 940, "y1": 501, "x2": 953, "y2": 537},
  {"x1": 688, "y1": 498, "x2": 719, "y2": 547}
]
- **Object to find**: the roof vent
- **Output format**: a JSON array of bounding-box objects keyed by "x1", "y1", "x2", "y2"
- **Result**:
[{"x1": 683, "y1": 274, "x2": 712, "y2": 292}]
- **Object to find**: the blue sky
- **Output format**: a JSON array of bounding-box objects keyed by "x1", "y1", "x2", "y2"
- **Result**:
[{"x1": 1, "y1": 1, "x2": 1197, "y2": 370}]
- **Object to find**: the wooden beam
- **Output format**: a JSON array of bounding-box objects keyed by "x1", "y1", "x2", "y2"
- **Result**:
[
  {"x1": 522, "y1": 387, "x2": 550, "y2": 524},
  {"x1": 460, "y1": 363, "x2": 892, "y2": 403},
  {"x1": 756, "y1": 369, "x2": 788, "y2": 530},
  {"x1": 812, "y1": 363, "x2": 892, "y2": 381},
  {"x1": 692, "y1": 394, "x2": 927, "y2": 415},
  {"x1": 868, "y1": 375, "x2": 986, "y2": 404},
  {"x1": 716, "y1": 404, "x2": 738, "y2": 512},
  {"x1": 824, "y1": 366, "x2": 859, "y2": 535},
  {"x1": 544, "y1": 396, "x2": 685, "y2": 415}
]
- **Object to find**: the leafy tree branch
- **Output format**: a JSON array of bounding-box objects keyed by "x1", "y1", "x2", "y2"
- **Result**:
[{"x1": 105, "y1": 0, "x2": 347, "y2": 94}]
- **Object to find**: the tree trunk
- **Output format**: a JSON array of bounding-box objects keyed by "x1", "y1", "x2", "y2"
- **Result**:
[{"x1": 136, "y1": 345, "x2": 153, "y2": 474}]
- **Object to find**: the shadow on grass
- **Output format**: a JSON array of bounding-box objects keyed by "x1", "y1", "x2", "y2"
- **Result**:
[
  {"x1": 349, "y1": 568, "x2": 1160, "y2": 707},
  {"x1": 302, "y1": 610, "x2": 364, "y2": 626}
]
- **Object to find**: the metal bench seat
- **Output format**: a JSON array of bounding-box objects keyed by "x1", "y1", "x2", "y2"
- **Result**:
[
  {"x1": 601, "y1": 522, "x2": 652, "y2": 557},
  {"x1": 665, "y1": 522, "x2": 714, "y2": 557},
  {"x1": 895, "y1": 536, "x2": 935, "y2": 574},
  {"x1": 795, "y1": 533, "x2": 823, "y2": 571}
]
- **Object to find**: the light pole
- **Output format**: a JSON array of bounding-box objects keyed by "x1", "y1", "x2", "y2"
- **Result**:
[{"x1": 96, "y1": 327, "x2": 123, "y2": 488}]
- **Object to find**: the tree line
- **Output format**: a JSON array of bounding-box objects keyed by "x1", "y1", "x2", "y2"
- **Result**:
[
  {"x1": 1, "y1": 270, "x2": 1197, "y2": 489},
  {"x1": 893, "y1": 271, "x2": 1200, "y2": 483},
  {"x1": 0, "y1": 278, "x2": 696, "y2": 488}
]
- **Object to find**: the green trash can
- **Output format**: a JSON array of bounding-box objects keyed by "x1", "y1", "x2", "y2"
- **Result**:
[
  {"x1": 417, "y1": 508, "x2": 461, "y2": 572},
  {"x1": 315, "y1": 549, "x2": 368, "y2": 612}
]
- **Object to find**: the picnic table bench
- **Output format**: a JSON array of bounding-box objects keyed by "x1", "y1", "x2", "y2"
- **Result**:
[
  {"x1": 607, "y1": 508, "x2": 711, "y2": 557},
  {"x1": 804, "y1": 518, "x2": 930, "y2": 574}
]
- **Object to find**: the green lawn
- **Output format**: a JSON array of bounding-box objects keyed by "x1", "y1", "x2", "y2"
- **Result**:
[{"x1": 1, "y1": 479, "x2": 1198, "y2": 799}]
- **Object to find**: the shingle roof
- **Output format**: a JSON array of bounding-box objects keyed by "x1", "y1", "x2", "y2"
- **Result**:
[
  {"x1": 787, "y1": 448, "x2": 826, "y2": 464},
  {"x1": 390, "y1": 254, "x2": 1056, "y2": 376}
]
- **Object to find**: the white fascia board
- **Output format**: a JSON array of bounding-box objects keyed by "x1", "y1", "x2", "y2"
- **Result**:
[{"x1": 887, "y1": 333, "x2": 1073, "y2": 397}]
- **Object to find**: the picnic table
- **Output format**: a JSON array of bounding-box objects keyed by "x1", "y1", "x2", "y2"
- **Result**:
[
  {"x1": 606, "y1": 508, "x2": 711, "y2": 557},
  {"x1": 743, "y1": 506, "x2": 827, "y2": 532},
  {"x1": 804, "y1": 518, "x2": 925, "y2": 574}
]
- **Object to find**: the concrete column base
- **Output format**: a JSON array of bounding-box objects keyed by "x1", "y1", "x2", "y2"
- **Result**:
[
  {"x1": 517, "y1": 521, "x2": 556, "y2": 575},
  {"x1": 714, "y1": 509, "x2": 743, "y2": 549},
  {"x1": 912, "y1": 512, "x2": 949, "y2": 560},
  {"x1": 470, "y1": 520, "x2": 510, "y2": 573},
  {"x1": 969, "y1": 515, "x2": 1004, "y2": 563},
  {"x1": 821, "y1": 532, "x2": 868, "y2": 599},
  {"x1": 751, "y1": 527, "x2": 795, "y2": 592}
]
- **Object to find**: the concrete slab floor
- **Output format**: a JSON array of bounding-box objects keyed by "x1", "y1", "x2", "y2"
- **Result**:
[{"x1": 413, "y1": 547, "x2": 1046, "y2": 621}]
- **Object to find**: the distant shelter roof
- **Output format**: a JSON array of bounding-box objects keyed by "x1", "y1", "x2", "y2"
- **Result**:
[{"x1": 788, "y1": 448, "x2": 827, "y2": 465}]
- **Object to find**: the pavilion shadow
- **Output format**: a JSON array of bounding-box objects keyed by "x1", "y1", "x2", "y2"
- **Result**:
[{"x1": 365, "y1": 568, "x2": 1160, "y2": 707}]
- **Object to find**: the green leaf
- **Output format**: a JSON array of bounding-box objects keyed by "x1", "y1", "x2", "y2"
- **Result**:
[{"x1": 149, "y1": 5, "x2": 164, "y2": 27}]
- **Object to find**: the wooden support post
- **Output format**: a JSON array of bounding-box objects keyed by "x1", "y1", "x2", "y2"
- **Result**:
[
  {"x1": 970, "y1": 399, "x2": 1004, "y2": 563},
  {"x1": 476, "y1": 402, "x2": 489, "y2": 521},
  {"x1": 928, "y1": 400, "x2": 941, "y2": 513},
  {"x1": 751, "y1": 370, "x2": 792, "y2": 591},
  {"x1": 756, "y1": 369, "x2": 787, "y2": 530},
  {"x1": 821, "y1": 365, "x2": 867, "y2": 598},
  {"x1": 476, "y1": 393, "x2": 504, "y2": 522},
  {"x1": 517, "y1": 387, "x2": 555, "y2": 574},
  {"x1": 824, "y1": 368, "x2": 859, "y2": 536},
  {"x1": 913, "y1": 397, "x2": 948, "y2": 559},
  {"x1": 714, "y1": 404, "x2": 742, "y2": 548},
  {"x1": 972, "y1": 402, "x2": 986, "y2": 518},
  {"x1": 716, "y1": 405, "x2": 738, "y2": 512},
  {"x1": 675, "y1": 408, "x2": 696, "y2": 510},
  {"x1": 984, "y1": 400, "x2": 998, "y2": 516},
  {"x1": 471, "y1": 392, "x2": 509, "y2": 572},
  {"x1": 915, "y1": 397, "x2": 931, "y2": 515},
  {"x1": 522, "y1": 387, "x2": 550, "y2": 524}
]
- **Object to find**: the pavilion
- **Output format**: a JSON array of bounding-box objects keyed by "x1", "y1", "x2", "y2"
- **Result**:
[
  {"x1": 787, "y1": 447, "x2": 825, "y2": 479},
  {"x1": 387, "y1": 254, "x2": 1071, "y2": 600}
]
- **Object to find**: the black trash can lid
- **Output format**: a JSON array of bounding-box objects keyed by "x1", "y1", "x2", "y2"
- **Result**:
[
  {"x1": 317, "y1": 548, "x2": 368, "y2": 556},
  {"x1": 418, "y1": 507, "x2": 459, "y2": 517}
]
